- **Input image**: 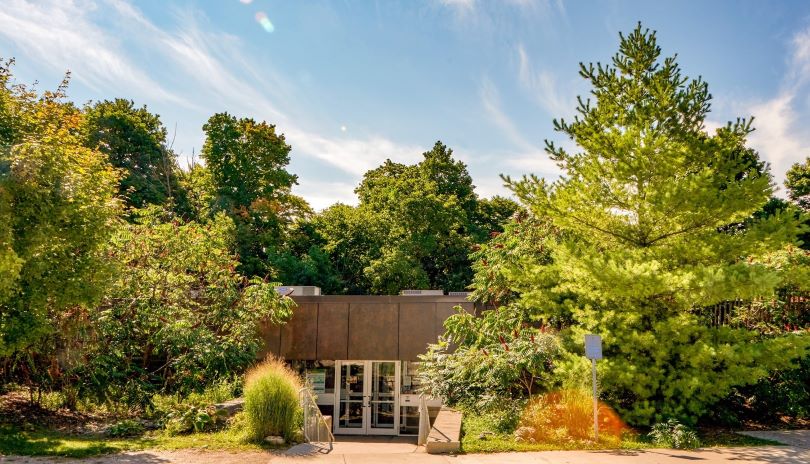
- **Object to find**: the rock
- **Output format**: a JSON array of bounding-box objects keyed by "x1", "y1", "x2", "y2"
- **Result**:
[
  {"x1": 265, "y1": 435, "x2": 286, "y2": 446},
  {"x1": 213, "y1": 398, "x2": 244, "y2": 417},
  {"x1": 514, "y1": 426, "x2": 536, "y2": 441}
]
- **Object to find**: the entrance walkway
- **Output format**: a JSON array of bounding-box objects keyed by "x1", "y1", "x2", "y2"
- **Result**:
[
  {"x1": 283, "y1": 435, "x2": 420, "y2": 457},
  {"x1": 5, "y1": 432, "x2": 810, "y2": 463}
]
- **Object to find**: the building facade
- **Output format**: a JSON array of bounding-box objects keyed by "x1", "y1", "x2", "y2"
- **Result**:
[{"x1": 259, "y1": 292, "x2": 475, "y2": 436}]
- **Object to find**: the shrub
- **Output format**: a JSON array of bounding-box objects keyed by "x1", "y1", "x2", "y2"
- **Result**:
[
  {"x1": 418, "y1": 322, "x2": 560, "y2": 411},
  {"x1": 516, "y1": 389, "x2": 626, "y2": 445},
  {"x1": 649, "y1": 419, "x2": 700, "y2": 449},
  {"x1": 710, "y1": 355, "x2": 810, "y2": 425},
  {"x1": 106, "y1": 419, "x2": 145, "y2": 438},
  {"x1": 149, "y1": 377, "x2": 241, "y2": 435},
  {"x1": 163, "y1": 404, "x2": 229, "y2": 435},
  {"x1": 243, "y1": 357, "x2": 302, "y2": 442},
  {"x1": 75, "y1": 210, "x2": 294, "y2": 407}
]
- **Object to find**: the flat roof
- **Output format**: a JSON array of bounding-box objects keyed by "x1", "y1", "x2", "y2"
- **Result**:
[{"x1": 290, "y1": 294, "x2": 472, "y2": 304}]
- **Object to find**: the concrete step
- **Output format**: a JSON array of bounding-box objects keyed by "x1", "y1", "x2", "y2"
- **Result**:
[{"x1": 425, "y1": 407, "x2": 462, "y2": 454}]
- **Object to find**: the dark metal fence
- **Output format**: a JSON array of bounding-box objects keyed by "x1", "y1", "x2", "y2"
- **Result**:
[{"x1": 699, "y1": 289, "x2": 810, "y2": 331}]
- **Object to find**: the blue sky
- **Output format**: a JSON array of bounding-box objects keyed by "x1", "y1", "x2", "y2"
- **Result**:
[{"x1": 1, "y1": 0, "x2": 809, "y2": 210}]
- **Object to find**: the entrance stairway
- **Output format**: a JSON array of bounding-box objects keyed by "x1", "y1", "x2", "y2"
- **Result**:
[{"x1": 424, "y1": 407, "x2": 462, "y2": 454}]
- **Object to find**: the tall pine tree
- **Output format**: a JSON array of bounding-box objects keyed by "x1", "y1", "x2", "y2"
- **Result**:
[{"x1": 508, "y1": 24, "x2": 810, "y2": 424}]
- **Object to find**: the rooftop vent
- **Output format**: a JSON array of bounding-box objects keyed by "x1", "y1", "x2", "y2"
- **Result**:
[
  {"x1": 400, "y1": 289, "x2": 444, "y2": 296},
  {"x1": 275, "y1": 286, "x2": 321, "y2": 296}
]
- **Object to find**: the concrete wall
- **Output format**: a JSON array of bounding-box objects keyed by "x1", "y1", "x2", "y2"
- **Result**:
[{"x1": 258, "y1": 295, "x2": 475, "y2": 361}]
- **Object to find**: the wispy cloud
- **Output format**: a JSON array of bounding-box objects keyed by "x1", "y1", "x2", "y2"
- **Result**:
[
  {"x1": 437, "y1": 0, "x2": 476, "y2": 11},
  {"x1": 479, "y1": 76, "x2": 562, "y2": 179},
  {"x1": 746, "y1": 26, "x2": 810, "y2": 192},
  {"x1": 479, "y1": 76, "x2": 536, "y2": 152},
  {"x1": 291, "y1": 180, "x2": 357, "y2": 211},
  {"x1": 434, "y1": 0, "x2": 565, "y2": 30},
  {"x1": 0, "y1": 0, "x2": 425, "y2": 210},
  {"x1": 0, "y1": 0, "x2": 188, "y2": 107},
  {"x1": 516, "y1": 43, "x2": 573, "y2": 119}
]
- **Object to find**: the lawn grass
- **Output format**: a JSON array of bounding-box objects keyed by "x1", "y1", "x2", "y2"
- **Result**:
[
  {"x1": 460, "y1": 413, "x2": 783, "y2": 454},
  {"x1": 0, "y1": 424, "x2": 270, "y2": 458},
  {"x1": 698, "y1": 429, "x2": 782, "y2": 448}
]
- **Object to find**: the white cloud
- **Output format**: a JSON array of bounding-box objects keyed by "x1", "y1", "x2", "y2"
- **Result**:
[
  {"x1": 478, "y1": 77, "x2": 562, "y2": 183},
  {"x1": 285, "y1": 127, "x2": 423, "y2": 176},
  {"x1": 516, "y1": 44, "x2": 573, "y2": 119},
  {"x1": 0, "y1": 0, "x2": 188, "y2": 107},
  {"x1": 505, "y1": 152, "x2": 561, "y2": 176},
  {"x1": 746, "y1": 26, "x2": 810, "y2": 191},
  {"x1": 438, "y1": 0, "x2": 476, "y2": 10},
  {"x1": 747, "y1": 94, "x2": 808, "y2": 192},
  {"x1": 0, "y1": 0, "x2": 422, "y2": 181},
  {"x1": 479, "y1": 77, "x2": 536, "y2": 152},
  {"x1": 435, "y1": 0, "x2": 565, "y2": 29},
  {"x1": 789, "y1": 27, "x2": 810, "y2": 88},
  {"x1": 292, "y1": 180, "x2": 358, "y2": 211}
]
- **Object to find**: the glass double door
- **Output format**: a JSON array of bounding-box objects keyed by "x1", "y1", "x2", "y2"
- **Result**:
[{"x1": 335, "y1": 361, "x2": 399, "y2": 435}]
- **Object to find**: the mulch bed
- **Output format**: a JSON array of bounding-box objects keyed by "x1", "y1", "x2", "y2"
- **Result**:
[{"x1": 0, "y1": 390, "x2": 110, "y2": 433}]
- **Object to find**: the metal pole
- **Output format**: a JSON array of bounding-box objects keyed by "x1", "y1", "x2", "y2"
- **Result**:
[{"x1": 592, "y1": 358, "x2": 598, "y2": 441}]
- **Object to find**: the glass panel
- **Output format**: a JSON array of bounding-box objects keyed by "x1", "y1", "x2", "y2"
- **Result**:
[
  {"x1": 369, "y1": 361, "x2": 396, "y2": 430},
  {"x1": 401, "y1": 361, "x2": 421, "y2": 394},
  {"x1": 371, "y1": 401, "x2": 395, "y2": 429},
  {"x1": 340, "y1": 401, "x2": 364, "y2": 428},
  {"x1": 400, "y1": 406, "x2": 420, "y2": 435},
  {"x1": 372, "y1": 362, "x2": 395, "y2": 397},
  {"x1": 305, "y1": 360, "x2": 335, "y2": 394},
  {"x1": 339, "y1": 363, "x2": 364, "y2": 429}
]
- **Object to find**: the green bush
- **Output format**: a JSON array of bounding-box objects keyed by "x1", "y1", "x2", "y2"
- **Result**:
[
  {"x1": 418, "y1": 312, "x2": 561, "y2": 412},
  {"x1": 243, "y1": 357, "x2": 302, "y2": 442},
  {"x1": 163, "y1": 404, "x2": 229, "y2": 435},
  {"x1": 106, "y1": 419, "x2": 145, "y2": 438},
  {"x1": 74, "y1": 210, "x2": 294, "y2": 407},
  {"x1": 649, "y1": 419, "x2": 700, "y2": 449},
  {"x1": 710, "y1": 355, "x2": 810, "y2": 425},
  {"x1": 149, "y1": 377, "x2": 241, "y2": 435}
]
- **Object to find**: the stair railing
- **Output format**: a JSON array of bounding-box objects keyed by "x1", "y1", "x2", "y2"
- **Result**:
[{"x1": 299, "y1": 387, "x2": 334, "y2": 451}]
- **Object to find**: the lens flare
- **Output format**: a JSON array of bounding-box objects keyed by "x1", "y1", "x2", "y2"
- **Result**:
[
  {"x1": 239, "y1": 0, "x2": 253, "y2": 4},
  {"x1": 255, "y1": 12, "x2": 274, "y2": 33},
  {"x1": 515, "y1": 389, "x2": 629, "y2": 445}
]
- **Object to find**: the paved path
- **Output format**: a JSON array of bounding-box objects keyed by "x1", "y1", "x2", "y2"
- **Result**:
[
  {"x1": 3, "y1": 446, "x2": 810, "y2": 463},
  {"x1": 4, "y1": 431, "x2": 810, "y2": 463},
  {"x1": 739, "y1": 430, "x2": 810, "y2": 449}
]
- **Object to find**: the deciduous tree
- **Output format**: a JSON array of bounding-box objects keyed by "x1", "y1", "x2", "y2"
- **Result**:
[
  {"x1": 83, "y1": 99, "x2": 185, "y2": 211},
  {"x1": 201, "y1": 113, "x2": 298, "y2": 276},
  {"x1": 0, "y1": 61, "x2": 121, "y2": 361}
]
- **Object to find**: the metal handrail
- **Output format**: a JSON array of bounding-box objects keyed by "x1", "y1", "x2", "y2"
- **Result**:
[
  {"x1": 299, "y1": 387, "x2": 334, "y2": 450},
  {"x1": 417, "y1": 394, "x2": 430, "y2": 446}
]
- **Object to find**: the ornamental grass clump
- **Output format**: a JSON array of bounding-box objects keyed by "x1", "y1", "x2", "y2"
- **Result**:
[
  {"x1": 515, "y1": 389, "x2": 626, "y2": 445},
  {"x1": 649, "y1": 419, "x2": 700, "y2": 449},
  {"x1": 243, "y1": 357, "x2": 302, "y2": 442}
]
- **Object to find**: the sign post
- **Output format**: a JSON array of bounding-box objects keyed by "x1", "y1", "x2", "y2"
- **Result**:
[{"x1": 584, "y1": 334, "x2": 602, "y2": 442}]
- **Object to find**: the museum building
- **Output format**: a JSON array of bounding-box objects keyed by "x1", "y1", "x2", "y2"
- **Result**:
[{"x1": 259, "y1": 287, "x2": 475, "y2": 437}]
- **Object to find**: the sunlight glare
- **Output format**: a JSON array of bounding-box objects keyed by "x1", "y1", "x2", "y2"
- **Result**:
[{"x1": 255, "y1": 12, "x2": 274, "y2": 33}]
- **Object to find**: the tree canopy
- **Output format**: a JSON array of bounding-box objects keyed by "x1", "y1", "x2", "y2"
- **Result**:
[
  {"x1": 481, "y1": 24, "x2": 810, "y2": 424},
  {"x1": 82, "y1": 99, "x2": 184, "y2": 211},
  {"x1": 298, "y1": 141, "x2": 518, "y2": 294},
  {"x1": 786, "y1": 157, "x2": 810, "y2": 211},
  {"x1": 0, "y1": 62, "x2": 121, "y2": 358}
]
